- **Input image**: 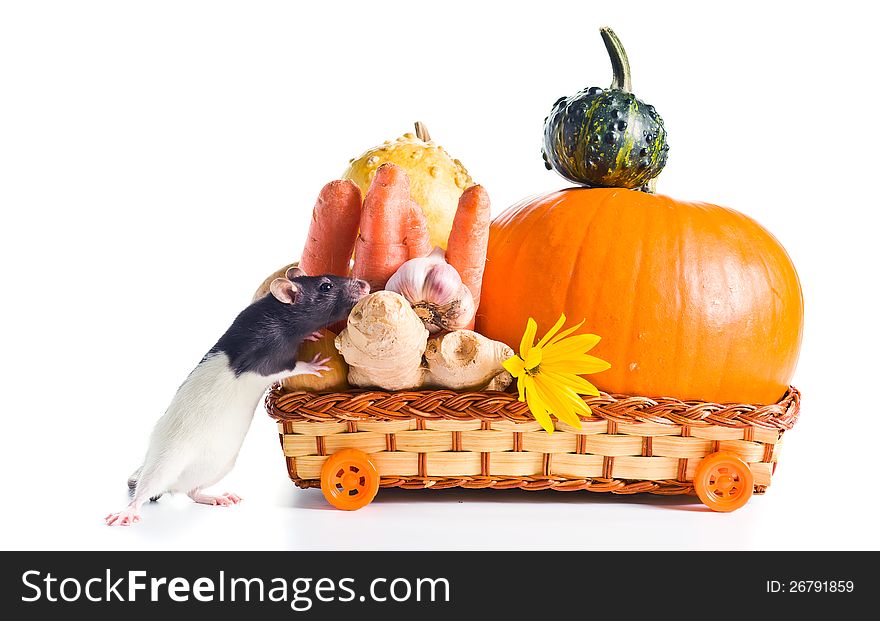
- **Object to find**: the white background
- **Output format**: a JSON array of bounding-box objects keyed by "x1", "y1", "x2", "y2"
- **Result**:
[{"x1": 2, "y1": 1, "x2": 878, "y2": 550}]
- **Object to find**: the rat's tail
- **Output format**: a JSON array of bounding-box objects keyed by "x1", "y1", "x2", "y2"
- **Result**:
[
  {"x1": 128, "y1": 465, "x2": 164, "y2": 501},
  {"x1": 127, "y1": 467, "x2": 142, "y2": 496}
]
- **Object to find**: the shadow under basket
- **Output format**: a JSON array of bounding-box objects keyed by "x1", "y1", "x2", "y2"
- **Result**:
[{"x1": 266, "y1": 386, "x2": 800, "y2": 512}]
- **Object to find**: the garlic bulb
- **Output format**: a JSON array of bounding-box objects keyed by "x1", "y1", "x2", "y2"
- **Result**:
[{"x1": 385, "y1": 247, "x2": 476, "y2": 333}]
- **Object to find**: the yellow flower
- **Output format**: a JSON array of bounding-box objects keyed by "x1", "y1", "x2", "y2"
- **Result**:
[{"x1": 502, "y1": 314, "x2": 611, "y2": 434}]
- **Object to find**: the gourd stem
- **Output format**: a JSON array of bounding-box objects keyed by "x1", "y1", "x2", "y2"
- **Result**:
[
  {"x1": 414, "y1": 121, "x2": 431, "y2": 142},
  {"x1": 600, "y1": 27, "x2": 632, "y2": 92}
]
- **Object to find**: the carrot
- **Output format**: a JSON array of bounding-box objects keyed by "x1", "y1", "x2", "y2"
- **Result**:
[
  {"x1": 299, "y1": 179, "x2": 362, "y2": 277},
  {"x1": 445, "y1": 185, "x2": 491, "y2": 329},
  {"x1": 406, "y1": 200, "x2": 432, "y2": 259},
  {"x1": 351, "y1": 163, "x2": 412, "y2": 290}
]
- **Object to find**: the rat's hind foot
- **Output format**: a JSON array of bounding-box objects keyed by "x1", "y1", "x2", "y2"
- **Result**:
[
  {"x1": 305, "y1": 331, "x2": 323, "y2": 342},
  {"x1": 105, "y1": 508, "x2": 141, "y2": 527},
  {"x1": 222, "y1": 492, "x2": 241, "y2": 504},
  {"x1": 188, "y1": 491, "x2": 242, "y2": 507}
]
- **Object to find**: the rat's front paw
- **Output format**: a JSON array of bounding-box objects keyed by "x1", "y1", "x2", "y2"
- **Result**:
[
  {"x1": 308, "y1": 354, "x2": 332, "y2": 376},
  {"x1": 105, "y1": 508, "x2": 140, "y2": 527},
  {"x1": 304, "y1": 331, "x2": 323, "y2": 342},
  {"x1": 297, "y1": 354, "x2": 331, "y2": 377}
]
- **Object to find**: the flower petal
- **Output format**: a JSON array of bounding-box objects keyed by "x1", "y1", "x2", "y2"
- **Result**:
[
  {"x1": 541, "y1": 355, "x2": 611, "y2": 375},
  {"x1": 535, "y1": 314, "x2": 567, "y2": 349},
  {"x1": 546, "y1": 318, "x2": 586, "y2": 347},
  {"x1": 519, "y1": 318, "x2": 538, "y2": 359},
  {"x1": 532, "y1": 376, "x2": 582, "y2": 429},
  {"x1": 523, "y1": 347, "x2": 543, "y2": 370},
  {"x1": 502, "y1": 355, "x2": 526, "y2": 378},
  {"x1": 524, "y1": 381, "x2": 554, "y2": 434},
  {"x1": 516, "y1": 374, "x2": 529, "y2": 402},
  {"x1": 542, "y1": 334, "x2": 602, "y2": 362},
  {"x1": 537, "y1": 374, "x2": 593, "y2": 416},
  {"x1": 569, "y1": 397, "x2": 594, "y2": 418},
  {"x1": 558, "y1": 386, "x2": 595, "y2": 416},
  {"x1": 539, "y1": 370, "x2": 601, "y2": 396},
  {"x1": 575, "y1": 377, "x2": 600, "y2": 397}
]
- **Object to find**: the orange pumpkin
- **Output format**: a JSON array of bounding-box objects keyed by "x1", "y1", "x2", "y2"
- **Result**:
[{"x1": 476, "y1": 188, "x2": 803, "y2": 404}]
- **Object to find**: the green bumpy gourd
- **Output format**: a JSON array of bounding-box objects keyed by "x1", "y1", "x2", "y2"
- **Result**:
[{"x1": 542, "y1": 28, "x2": 670, "y2": 190}]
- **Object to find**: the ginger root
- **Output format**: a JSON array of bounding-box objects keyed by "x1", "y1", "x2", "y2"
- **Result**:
[
  {"x1": 336, "y1": 291, "x2": 429, "y2": 391},
  {"x1": 424, "y1": 330, "x2": 513, "y2": 391},
  {"x1": 336, "y1": 291, "x2": 513, "y2": 392}
]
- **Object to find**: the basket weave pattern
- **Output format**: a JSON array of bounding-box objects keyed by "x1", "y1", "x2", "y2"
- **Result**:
[{"x1": 266, "y1": 387, "x2": 800, "y2": 495}]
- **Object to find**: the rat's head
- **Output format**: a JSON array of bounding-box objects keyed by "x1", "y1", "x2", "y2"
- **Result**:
[{"x1": 269, "y1": 267, "x2": 370, "y2": 331}]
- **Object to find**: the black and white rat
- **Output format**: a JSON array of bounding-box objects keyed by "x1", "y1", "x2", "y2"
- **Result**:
[{"x1": 105, "y1": 267, "x2": 369, "y2": 526}]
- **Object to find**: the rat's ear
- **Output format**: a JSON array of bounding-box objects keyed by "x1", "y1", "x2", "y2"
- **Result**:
[
  {"x1": 269, "y1": 278, "x2": 301, "y2": 305},
  {"x1": 286, "y1": 266, "x2": 306, "y2": 280}
]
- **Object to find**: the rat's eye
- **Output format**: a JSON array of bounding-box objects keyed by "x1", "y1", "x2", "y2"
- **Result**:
[{"x1": 319, "y1": 282, "x2": 333, "y2": 292}]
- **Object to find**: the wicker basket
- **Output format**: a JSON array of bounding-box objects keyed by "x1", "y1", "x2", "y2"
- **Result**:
[{"x1": 266, "y1": 385, "x2": 800, "y2": 510}]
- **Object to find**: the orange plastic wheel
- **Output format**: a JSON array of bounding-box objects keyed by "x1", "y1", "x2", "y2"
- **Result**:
[
  {"x1": 320, "y1": 449, "x2": 379, "y2": 510},
  {"x1": 693, "y1": 452, "x2": 755, "y2": 512}
]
